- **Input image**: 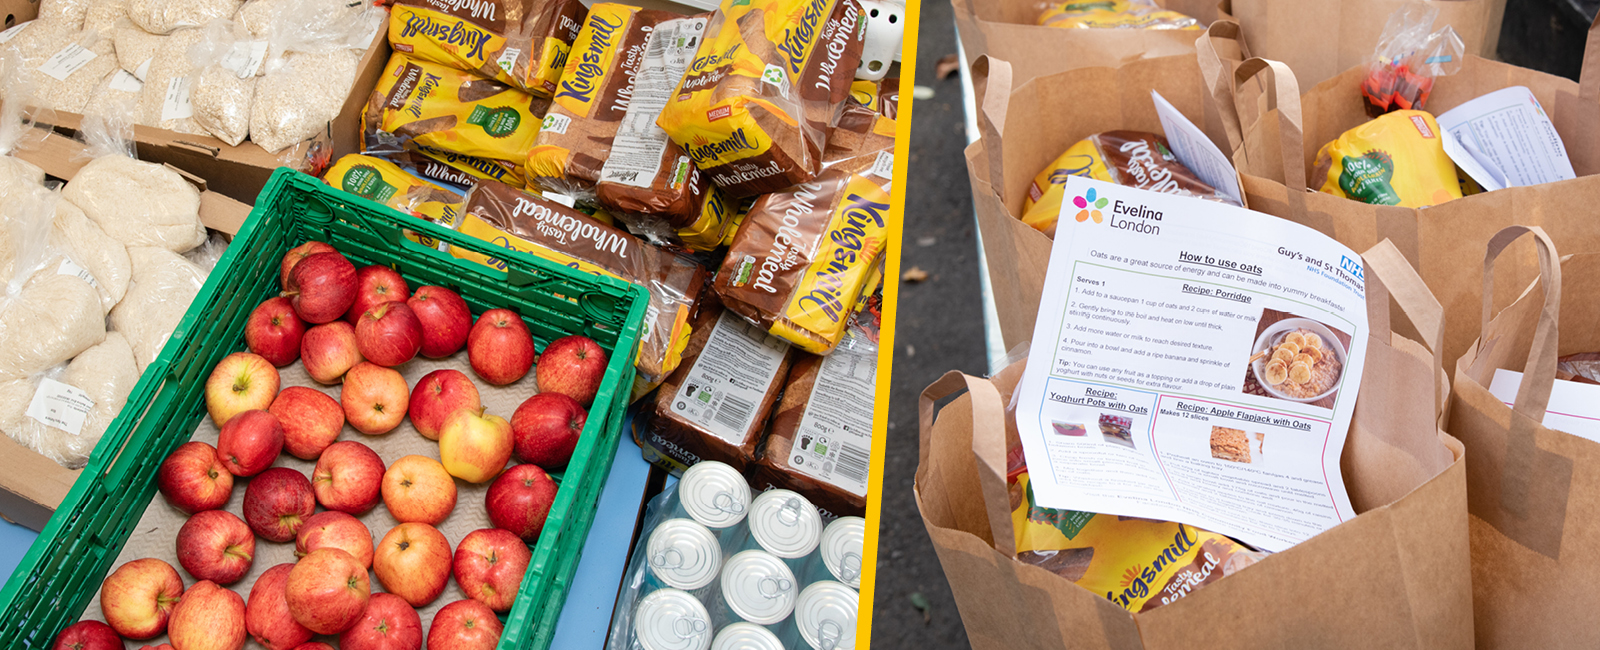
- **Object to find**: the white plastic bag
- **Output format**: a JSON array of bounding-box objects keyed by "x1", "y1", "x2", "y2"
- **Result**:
[
  {"x1": 110, "y1": 246, "x2": 205, "y2": 370},
  {"x1": 61, "y1": 108, "x2": 207, "y2": 253},
  {"x1": 183, "y1": 230, "x2": 229, "y2": 271},
  {"x1": 126, "y1": 0, "x2": 244, "y2": 35},
  {"x1": 248, "y1": 0, "x2": 379, "y2": 153},
  {"x1": 0, "y1": 332, "x2": 139, "y2": 468},
  {"x1": 0, "y1": 53, "x2": 49, "y2": 204},
  {"x1": 51, "y1": 198, "x2": 132, "y2": 313},
  {"x1": 186, "y1": 19, "x2": 259, "y2": 145},
  {"x1": 0, "y1": 192, "x2": 107, "y2": 382}
]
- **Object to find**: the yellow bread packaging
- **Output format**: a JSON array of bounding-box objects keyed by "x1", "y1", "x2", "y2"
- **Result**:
[
  {"x1": 1312, "y1": 109, "x2": 1463, "y2": 208},
  {"x1": 388, "y1": 0, "x2": 587, "y2": 97}
]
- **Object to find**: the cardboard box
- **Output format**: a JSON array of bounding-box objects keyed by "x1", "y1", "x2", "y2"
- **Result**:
[{"x1": 2, "y1": 0, "x2": 392, "y2": 205}]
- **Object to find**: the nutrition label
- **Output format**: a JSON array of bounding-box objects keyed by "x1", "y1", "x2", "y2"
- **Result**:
[
  {"x1": 599, "y1": 16, "x2": 707, "y2": 189},
  {"x1": 1015, "y1": 177, "x2": 1368, "y2": 551},
  {"x1": 670, "y1": 311, "x2": 790, "y2": 446},
  {"x1": 789, "y1": 342, "x2": 876, "y2": 496}
]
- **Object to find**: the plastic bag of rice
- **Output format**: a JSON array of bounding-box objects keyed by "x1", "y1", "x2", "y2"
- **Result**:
[
  {"x1": 1, "y1": 21, "x2": 117, "y2": 113},
  {"x1": 80, "y1": 67, "x2": 146, "y2": 118},
  {"x1": 236, "y1": 0, "x2": 365, "y2": 41},
  {"x1": 133, "y1": 26, "x2": 206, "y2": 133},
  {"x1": 61, "y1": 110, "x2": 207, "y2": 253},
  {"x1": 39, "y1": 0, "x2": 92, "y2": 29},
  {"x1": 113, "y1": 21, "x2": 163, "y2": 79},
  {"x1": 127, "y1": 0, "x2": 245, "y2": 34},
  {"x1": 83, "y1": 0, "x2": 130, "y2": 34},
  {"x1": 186, "y1": 19, "x2": 260, "y2": 145},
  {"x1": 249, "y1": 48, "x2": 358, "y2": 153}
]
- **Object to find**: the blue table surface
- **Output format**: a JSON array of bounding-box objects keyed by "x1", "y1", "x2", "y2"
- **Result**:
[{"x1": 0, "y1": 436, "x2": 656, "y2": 646}]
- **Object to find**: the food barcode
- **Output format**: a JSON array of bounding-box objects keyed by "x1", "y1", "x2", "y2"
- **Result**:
[
  {"x1": 836, "y1": 443, "x2": 869, "y2": 484},
  {"x1": 713, "y1": 395, "x2": 754, "y2": 430}
]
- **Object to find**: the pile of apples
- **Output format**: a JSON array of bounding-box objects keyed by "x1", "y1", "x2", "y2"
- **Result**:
[{"x1": 55, "y1": 242, "x2": 611, "y2": 650}]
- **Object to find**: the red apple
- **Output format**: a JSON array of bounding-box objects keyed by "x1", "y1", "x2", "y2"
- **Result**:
[
  {"x1": 167, "y1": 580, "x2": 246, "y2": 650},
  {"x1": 344, "y1": 266, "x2": 411, "y2": 325},
  {"x1": 438, "y1": 408, "x2": 512, "y2": 484},
  {"x1": 270, "y1": 387, "x2": 344, "y2": 460},
  {"x1": 342, "y1": 362, "x2": 410, "y2": 435},
  {"x1": 285, "y1": 548, "x2": 369, "y2": 635},
  {"x1": 137, "y1": 645, "x2": 174, "y2": 650},
  {"x1": 374, "y1": 523, "x2": 452, "y2": 608},
  {"x1": 311, "y1": 441, "x2": 384, "y2": 514},
  {"x1": 451, "y1": 528, "x2": 529, "y2": 613},
  {"x1": 243, "y1": 467, "x2": 315, "y2": 543},
  {"x1": 467, "y1": 309, "x2": 534, "y2": 385},
  {"x1": 245, "y1": 564, "x2": 313, "y2": 650},
  {"x1": 356, "y1": 302, "x2": 423, "y2": 367},
  {"x1": 408, "y1": 286, "x2": 471, "y2": 359},
  {"x1": 205, "y1": 352, "x2": 281, "y2": 429},
  {"x1": 408, "y1": 369, "x2": 481, "y2": 441},
  {"x1": 215, "y1": 410, "x2": 284, "y2": 477},
  {"x1": 283, "y1": 252, "x2": 358, "y2": 324},
  {"x1": 156, "y1": 441, "x2": 233, "y2": 514},
  {"x1": 301, "y1": 321, "x2": 363, "y2": 384},
  {"x1": 100, "y1": 559, "x2": 184, "y2": 640},
  {"x1": 381, "y1": 455, "x2": 457, "y2": 525},
  {"x1": 338, "y1": 593, "x2": 422, "y2": 650},
  {"x1": 426, "y1": 600, "x2": 502, "y2": 650},
  {"x1": 293, "y1": 645, "x2": 334, "y2": 650},
  {"x1": 280, "y1": 241, "x2": 337, "y2": 290},
  {"x1": 295, "y1": 511, "x2": 373, "y2": 569},
  {"x1": 535, "y1": 336, "x2": 606, "y2": 407},
  {"x1": 53, "y1": 621, "x2": 124, "y2": 650},
  {"x1": 246, "y1": 298, "x2": 307, "y2": 367},
  {"x1": 176, "y1": 510, "x2": 256, "y2": 585},
  {"x1": 510, "y1": 392, "x2": 585, "y2": 469},
  {"x1": 485, "y1": 465, "x2": 556, "y2": 543}
]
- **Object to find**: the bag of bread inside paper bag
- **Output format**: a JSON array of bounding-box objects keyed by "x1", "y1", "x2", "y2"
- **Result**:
[
  {"x1": 1021, "y1": 130, "x2": 1238, "y2": 237},
  {"x1": 447, "y1": 181, "x2": 703, "y2": 383},
  {"x1": 655, "y1": 0, "x2": 867, "y2": 198},
  {"x1": 323, "y1": 154, "x2": 464, "y2": 250},
  {"x1": 1007, "y1": 443, "x2": 1268, "y2": 611},
  {"x1": 713, "y1": 140, "x2": 891, "y2": 355}
]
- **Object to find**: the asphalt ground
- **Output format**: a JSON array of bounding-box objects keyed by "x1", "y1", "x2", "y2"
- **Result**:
[{"x1": 868, "y1": 0, "x2": 1589, "y2": 647}]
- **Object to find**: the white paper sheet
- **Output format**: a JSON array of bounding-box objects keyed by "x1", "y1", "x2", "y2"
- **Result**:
[
  {"x1": 1015, "y1": 178, "x2": 1367, "y2": 552},
  {"x1": 1488, "y1": 369, "x2": 1600, "y2": 442},
  {"x1": 1152, "y1": 90, "x2": 1243, "y2": 206},
  {"x1": 1438, "y1": 86, "x2": 1575, "y2": 190}
]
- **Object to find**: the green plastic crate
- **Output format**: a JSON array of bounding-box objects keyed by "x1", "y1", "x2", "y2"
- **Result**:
[{"x1": 0, "y1": 168, "x2": 649, "y2": 649}]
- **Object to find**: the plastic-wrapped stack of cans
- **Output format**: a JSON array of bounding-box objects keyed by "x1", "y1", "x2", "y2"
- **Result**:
[{"x1": 608, "y1": 460, "x2": 866, "y2": 650}]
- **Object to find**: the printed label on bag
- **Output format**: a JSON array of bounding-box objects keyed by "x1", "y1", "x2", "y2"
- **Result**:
[
  {"x1": 39, "y1": 43, "x2": 98, "y2": 81},
  {"x1": 57, "y1": 259, "x2": 100, "y2": 289},
  {"x1": 162, "y1": 77, "x2": 193, "y2": 121},
  {"x1": 541, "y1": 113, "x2": 571, "y2": 135},
  {"x1": 220, "y1": 41, "x2": 270, "y2": 78},
  {"x1": 0, "y1": 22, "x2": 31, "y2": 44},
  {"x1": 869, "y1": 151, "x2": 895, "y2": 179},
  {"x1": 670, "y1": 311, "x2": 789, "y2": 445},
  {"x1": 25, "y1": 378, "x2": 94, "y2": 436},
  {"x1": 541, "y1": 191, "x2": 576, "y2": 208},
  {"x1": 107, "y1": 69, "x2": 144, "y2": 92},
  {"x1": 496, "y1": 47, "x2": 521, "y2": 74},
  {"x1": 789, "y1": 346, "x2": 876, "y2": 496},
  {"x1": 598, "y1": 16, "x2": 707, "y2": 189}
]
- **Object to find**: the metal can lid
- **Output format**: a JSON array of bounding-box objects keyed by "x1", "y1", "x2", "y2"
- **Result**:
[
  {"x1": 634, "y1": 588, "x2": 713, "y2": 650},
  {"x1": 710, "y1": 623, "x2": 785, "y2": 650},
  {"x1": 647, "y1": 518, "x2": 723, "y2": 591},
  {"x1": 795, "y1": 581, "x2": 860, "y2": 650},
  {"x1": 680, "y1": 461, "x2": 751, "y2": 529},
  {"x1": 820, "y1": 516, "x2": 865, "y2": 588},
  {"x1": 747, "y1": 489, "x2": 821, "y2": 559},
  {"x1": 719, "y1": 550, "x2": 798, "y2": 625}
]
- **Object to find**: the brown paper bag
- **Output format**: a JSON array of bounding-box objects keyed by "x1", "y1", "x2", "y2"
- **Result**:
[
  {"x1": 966, "y1": 46, "x2": 1239, "y2": 349},
  {"x1": 954, "y1": 0, "x2": 1221, "y2": 90},
  {"x1": 1217, "y1": 0, "x2": 1507, "y2": 91},
  {"x1": 1449, "y1": 226, "x2": 1600, "y2": 648},
  {"x1": 1209, "y1": 18, "x2": 1600, "y2": 373},
  {"x1": 917, "y1": 239, "x2": 1468, "y2": 649}
]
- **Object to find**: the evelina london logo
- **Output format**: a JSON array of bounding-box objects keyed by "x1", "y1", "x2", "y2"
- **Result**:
[{"x1": 1073, "y1": 187, "x2": 1108, "y2": 224}]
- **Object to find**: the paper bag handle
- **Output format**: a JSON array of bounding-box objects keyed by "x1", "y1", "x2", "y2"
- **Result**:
[
  {"x1": 918, "y1": 371, "x2": 1016, "y2": 557},
  {"x1": 1363, "y1": 239, "x2": 1446, "y2": 413},
  {"x1": 1581, "y1": 13, "x2": 1600, "y2": 103},
  {"x1": 1481, "y1": 226, "x2": 1562, "y2": 422},
  {"x1": 971, "y1": 55, "x2": 1014, "y2": 195},
  {"x1": 1231, "y1": 57, "x2": 1308, "y2": 194},
  {"x1": 1196, "y1": 20, "x2": 1251, "y2": 152}
]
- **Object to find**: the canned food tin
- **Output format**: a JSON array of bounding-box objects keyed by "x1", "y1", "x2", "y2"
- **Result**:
[
  {"x1": 795, "y1": 581, "x2": 859, "y2": 650},
  {"x1": 747, "y1": 489, "x2": 822, "y2": 559},
  {"x1": 648, "y1": 518, "x2": 724, "y2": 591},
  {"x1": 634, "y1": 588, "x2": 713, "y2": 650},
  {"x1": 680, "y1": 461, "x2": 752, "y2": 529},
  {"x1": 710, "y1": 622, "x2": 785, "y2": 650},
  {"x1": 720, "y1": 550, "x2": 798, "y2": 625},
  {"x1": 819, "y1": 516, "x2": 865, "y2": 588}
]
